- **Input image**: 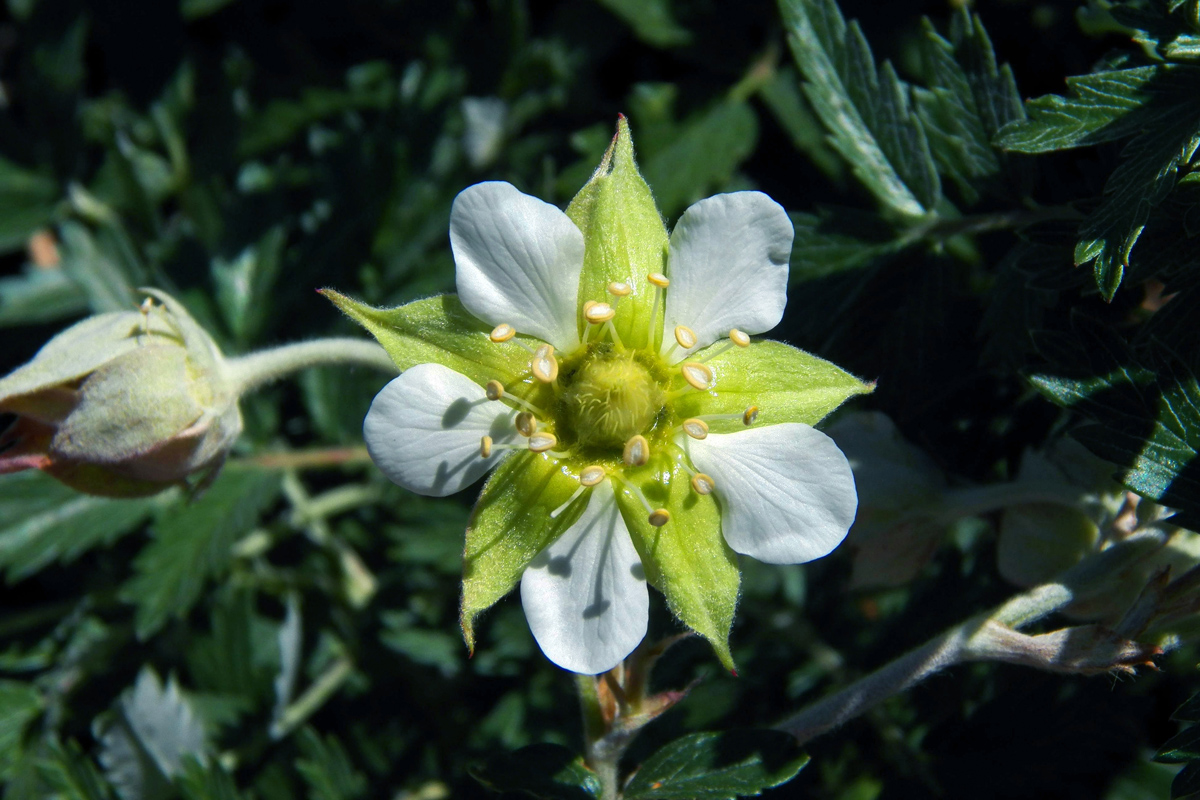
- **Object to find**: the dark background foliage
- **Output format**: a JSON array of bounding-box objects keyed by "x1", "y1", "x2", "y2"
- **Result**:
[{"x1": 1, "y1": 0, "x2": 1198, "y2": 798}]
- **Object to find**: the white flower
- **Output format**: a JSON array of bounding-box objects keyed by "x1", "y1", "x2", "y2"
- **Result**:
[{"x1": 343, "y1": 123, "x2": 871, "y2": 675}]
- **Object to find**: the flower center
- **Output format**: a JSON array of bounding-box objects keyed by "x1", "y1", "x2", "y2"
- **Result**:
[{"x1": 561, "y1": 349, "x2": 663, "y2": 449}]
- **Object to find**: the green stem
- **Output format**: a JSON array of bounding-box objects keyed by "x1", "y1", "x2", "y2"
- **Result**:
[
  {"x1": 224, "y1": 338, "x2": 397, "y2": 396},
  {"x1": 774, "y1": 531, "x2": 1168, "y2": 745},
  {"x1": 576, "y1": 674, "x2": 620, "y2": 800},
  {"x1": 270, "y1": 656, "x2": 355, "y2": 740}
]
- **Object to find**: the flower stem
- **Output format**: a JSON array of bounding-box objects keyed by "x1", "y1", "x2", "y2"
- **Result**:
[
  {"x1": 224, "y1": 338, "x2": 397, "y2": 396},
  {"x1": 576, "y1": 675, "x2": 620, "y2": 800},
  {"x1": 775, "y1": 531, "x2": 1169, "y2": 745}
]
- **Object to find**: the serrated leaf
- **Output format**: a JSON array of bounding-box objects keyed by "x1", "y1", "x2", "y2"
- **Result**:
[
  {"x1": 623, "y1": 730, "x2": 809, "y2": 799},
  {"x1": 0, "y1": 471, "x2": 158, "y2": 583},
  {"x1": 594, "y1": 0, "x2": 690, "y2": 48},
  {"x1": 756, "y1": 67, "x2": 845, "y2": 181},
  {"x1": 1174, "y1": 692, "x2": 1200, "y2": 723},
  {"x1": 1030, "y1": 317, "x2": 1200, "y2": 528},
  {"x1": 641, "y1": 99, "x2": 758, "y2": 218},
  {"x1": 38, "y1": 738, "x2": 115, "y2": 800},
  {"x1": 0, "y1": 681, "x2": 42, "y2": 779},
  {"x1": 294, "y1": 728, "x2": 366, "y2": 800},
  {"x1": 0, "y1": 265, "x2": 89, "y2": 328},
  {"x1": 175, "y1": 757, "x2": 245, "y2": 800},
  {"x1": 121, "y1": 468, "x2": 281, "y2": 639},
  {"x1": 212, "y1": 225, "x2": 286, "y2": 346},
  {"x1": 787, "y1": 210, "x2": 899, "y2": 281},
  {"x1": 97, "y1": 668, "x2": 207, "y2": 800},
  {"x1": 780, "y1": 0, "x2": 940, "y2": 217},
  {"x1": 379, "y1": 615, "x2": 461, "y2": 677},
  {"x1": 1175, "y1": 759, "x2": 1200, "y2": 799},
  {"x1": 1158, "y1": 725, "x2": 1200, "y2": 763},
  {"x1": 469, "y1": 743, "x2": 600, "y2": 800}
]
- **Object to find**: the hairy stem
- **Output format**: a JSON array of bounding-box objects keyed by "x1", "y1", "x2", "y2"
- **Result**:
[{"x1": 225, "y1": 338, "x2": 396, "y2": 396}]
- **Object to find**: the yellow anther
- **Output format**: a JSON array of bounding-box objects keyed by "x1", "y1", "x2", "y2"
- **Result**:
[
  {"x1": 480, "y1": 436, "x2": 493, "y2": 458},
  {"x1": 648, "y1": 508, "x2": 671, "y2": 527},
  {"x1": 531, "y1": 350, "x2": 559, "y2": 383},
  {"x1": 742, "y1": 406, "x2": 760, "y2": 426},
  {"x1": 528, "y1": 432, "x2": 557, "y2": 453},
  {"x1": 607, "y1": 281, "x2": 632, "y2": 297},
  {"x1": 690, "y1": 473, "x2": 715, "y2": 495},
  {"x1": 647, "y1": 272, "x2": 669, "y2": 288},
  {"x1": 623, "y1": 434, "x2": 650, "y2": 467},
  {"x1": 515, "y1": 411, "x2": 537, "y2": 437},
  {"x1": 674, "y1": 325, "x2": 697, "y2": 350},
  {"x1": 583, "y1": 300, "x2": 598, "y2": 315},
  {"x1": 580, "y1": 465, "x2": 606, "y2": 487},
  {"x1": 681, "y1": 362, "x2": 713, "y2": 391},
  {"x1": 729, "y1": 328, "x2": 750, "y2": 347},
  {"x1": 682, "y1": 418, "x2": 709, "y2": 440},
  {"x1": 485, "y1": 380, "x2": 505, "y2": 401},
  {"x1": 140, "y1": 297, "x2": 155, "y2": 314},
  {"x1": 490, "y1": 323, "x2": 516, "y2": 343},
  {"x1": 584, "y1": 302, "x2": 615, "y2": 324}
]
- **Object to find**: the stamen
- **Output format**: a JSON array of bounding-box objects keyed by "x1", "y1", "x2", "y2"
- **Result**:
[
  {"x1": 742, "y1": 406, "x2": 760, "y2": 426},
  {"x1": 584, "y1": 302, "x2": 615, "y2": 324},
  {"x1": 490, "y1": 324, "x2": 516, "y2": 343},
  {"x1": 580, "y1": 465, "x2": 606, "y2": 486},
  {"x1": 603, "y1": 319, "x2": 623, "y2": 348},
  {"x1": 729, "y1": 328, "x2": 750, "y2": 347},
  {"x1": 550, "y1": 485, "x2": 587, "y2": 519},
  {"x1": 480, "y1": 436, "x2": 493, "y2": 458},
  {"x1": 697, "y1": 329, "x2": 751, "y2": 364},
  {"x1": 690, "y1": 473, "x2": 715, "y2": 495},
  {"x1": 682, "y1": 418, "x2": 709, "y2": 440},
  {"x1": 619, "y1": 478, "x2": 655, "y2": 513},
  {"x1": 680, "y1": 362, "x2": 713, "y2": 391},
  {"x1": 531, "y1": 346, "x2": 559, "y2": 383},
  {"x1": 648, "y1": 509, "x2": 671, "y2": 527},
  {"x1": 485, "y1": 380, "x2": 505, "y2": 401},
  {"x1": 583, "y1": 300, "x2": 599, "y2": 316},
  {"x1": 674, "y1": 325, "x2": 697, "y2": 349},
  {"x1": 647, "y1": 272, "x2": 669, "y2": 349},
  {"x1": 528, "y1": 432, "x2": 558, "y2": 453},
  {"x1": 623, "y1": 434, "x2": 650, "y2": 467},
  {"x1": 515, "y1": 411, "x2": 538, "y2": 437}
]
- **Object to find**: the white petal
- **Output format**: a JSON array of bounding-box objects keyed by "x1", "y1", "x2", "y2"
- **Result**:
[
  {"x1": 662, "y1": 192, "x2": 792, "y2": 360},
  {"x1": 521, "y1": 479, "x2": 648, "y2": 674},
  {"x1": 687, "y1": 423, "x2": 856, "y2": 564},
  {"x1": 363, "y1": 363, "x2": 516, "y2": 497},
  {"x1": 451, "y1": 182, "x2": 583, "y2": 351}
]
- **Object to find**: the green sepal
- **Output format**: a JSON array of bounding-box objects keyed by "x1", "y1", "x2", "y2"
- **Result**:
[
  {"x1": 615, "y1": 449, "x2": 739, "y2": 671},
  {"x1": 674, "y1": 340, "x2": 873, "y2": 432},
  {"x1": 566, "y1": 117, "x2": 669, "y2": 351},
  {"x1": 322, "y1": 290, "x2": 535, "y2": 386},
  {"x1": 460, "y1": 451, "x2": 585, "y2": 652}
]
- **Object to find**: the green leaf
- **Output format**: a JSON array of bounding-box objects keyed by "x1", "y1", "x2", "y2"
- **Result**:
[
  {"x1": 0, "y1": 471, "x2": 158, "y2": 582},
  {"x1": 1031, "y1": 318, "x2": 1200, "y2": 529},
  {"x1": 470, "y1": 743, "x2": 600, "y2": 800},
  {"x1": 0, "y1": 265, "x2": 89, "y2": 328},
  {"x1": 175, "y1": 757, "x2": 245, "y2": 800},
  {"x1": 566, "y1": 116, "x2": 670, "y2": 351},
  {"x1": 913, "y1": 11, "x2": 1022, "y2": 204},
  {"x1": 379, "y1": 616, "x2": 461, "y2": 677},
  {"x1": 674, "y1": 340, "x2": 874, "y2": 433},
  {"x1": 322, "y1": 291, "x2": 532, "y2": 386},
  {"x1": 788, "y1": 210, "x2": 899, "y2": 281},
  {"x1": 57, "y1": 219, "x2": 149, "y2": 314},
  {"x1": 1174, "y1": 760, "x2": 1200, "y2": 799},
  {"x1": 295, "y1": 728, "x2": 366, "y2": 800},
  {"x1": 779, "y1": 0, "x2": 940, "y2": 217},
  {"x1": 121, "y1": 467, "x2": 281, "y2": 639},
  {"x1": 594, "y1": 0, "x2": 690, "y2": 48},
  {"x1": 37, "y1": 738, "x2": 115, "y2": 800},
  {"x1": 1158, "y1": 725, "x2": 1200, "y2": 764},
  {"x1": 213, "y1": 226, "x2": 286, "y2": 346},
  {"x1": 756, "y1": 67, "x2": 845, "y2": 182},
  {"x1": 1173, "y1": 692, "x2": 1200, "y2": 723},
  {"x1": 623, "y1": 730, "x2": 809, "y2": 799},
  {"x1": 0, "y1": 681, "x2": 42, "y2": 779},
  {"x1": 460, "y1": 452, "x2": 581, "y2": 652},
  {"x1": 96, "y1": 668, "x2": 207, "y2": 800},
  {"x1": 0, "y1": 157, "x2": 58, "y2": 256},
  {"x1": 641, "y1": 99, "x2": 759, "y2": 219},
  {"x1": 617, "y1": 450, "x2": 739, "y2": 670},
  {"x1": 180, "y1": 0, "x2": 241, "y2": 21}
]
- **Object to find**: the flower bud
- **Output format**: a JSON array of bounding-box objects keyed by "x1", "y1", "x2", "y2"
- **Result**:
[{"x1": 0, "y1": 289, "x2": 241, "y2": 497}]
